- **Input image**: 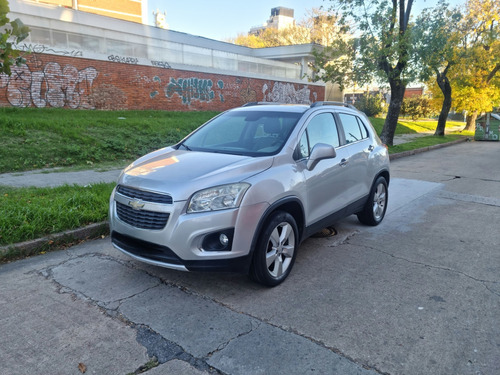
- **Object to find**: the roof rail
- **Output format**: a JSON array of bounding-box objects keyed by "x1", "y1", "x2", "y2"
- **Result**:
[
  {"x1": 311, "y1": 101, "x2": 358, "y2": 110},
  {"x1": 242, "y1": 102, "x2": 286, "y2": 107}
]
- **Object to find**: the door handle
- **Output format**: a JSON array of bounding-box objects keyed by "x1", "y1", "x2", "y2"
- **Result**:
[
  {"x1": 340, "y1": 158, "x2": 348, "y2": 167},
  {"x1": 368, "y1": 145, "x2": 374, "y2": 151}
]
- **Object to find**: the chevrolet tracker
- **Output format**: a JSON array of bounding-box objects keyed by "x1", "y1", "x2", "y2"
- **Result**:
[{"x1": 109, "y1": 102, "x2": 390, "y2": 286}]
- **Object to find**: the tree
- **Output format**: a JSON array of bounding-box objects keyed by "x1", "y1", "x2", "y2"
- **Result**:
[
  {"x1": 451, "y1": 0, "x2": 500, "y2": 131},
  {"x1": 0, "y1": 0, "x2": 29, "y2": 76},
  {"x1": 230, "y1": 9, "x2": 345, "y2": 48},
  {"x1": 415, "y1": 1, "x2": 462, "y2": 136},
  {"x1": 316, "y1": 0, "x2": 418, "y2": 146}
]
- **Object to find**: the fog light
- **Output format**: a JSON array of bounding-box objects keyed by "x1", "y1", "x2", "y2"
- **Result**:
[
  {"x1": 219, "y1": 233, "x2": 229, "y2": 246},
  {"x1": 202, "y1": 228, "x2": 234, "y2": 252}
]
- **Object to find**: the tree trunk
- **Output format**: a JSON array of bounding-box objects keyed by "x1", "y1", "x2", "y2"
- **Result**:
[
  {"x1": 380, "y1": 80, "x2": 406, "y2": 146},
  {"x1": 435, "y1": 72, "x2": 452, "y2": 136},
  {"x1": 463, "y1": 112, "x2": 478, "y2": 132}
]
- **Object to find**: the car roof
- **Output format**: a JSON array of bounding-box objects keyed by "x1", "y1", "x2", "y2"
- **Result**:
[
  {"x1": 231, "y1": 104, "x2": 309, "y2": 114},
  {"x1": 232, "y1": 101, "x2": 364, "y2": 116}
]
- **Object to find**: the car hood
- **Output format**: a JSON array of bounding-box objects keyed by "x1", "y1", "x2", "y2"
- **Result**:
[{"x1": 119, "y1": 147, "x2": 273, "y2": 201}]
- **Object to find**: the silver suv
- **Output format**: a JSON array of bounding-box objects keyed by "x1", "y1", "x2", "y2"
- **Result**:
[{"x1": 109, "y1": 102, "x2": 390, "y2": 286}]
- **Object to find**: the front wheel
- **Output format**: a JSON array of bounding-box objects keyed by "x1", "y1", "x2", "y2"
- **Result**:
[
  {"x1": 250, "y1": 211, "x2": 298, "y2": 287},
  {"x1": 357, "y1": 176, "x2": 388, "y2": 226}
]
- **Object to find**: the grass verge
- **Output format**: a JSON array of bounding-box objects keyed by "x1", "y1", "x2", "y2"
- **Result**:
[
  {"x1": 0, "y1": 183, "x2": 115, "y2": 247},
  {"x1": 0, "y1": 107, "x2": 219, "y2": 173}
]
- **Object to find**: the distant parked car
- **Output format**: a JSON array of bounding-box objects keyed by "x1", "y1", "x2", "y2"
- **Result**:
[{"x1": 109, "y1": 102, "x2": 390, "y2": 286}]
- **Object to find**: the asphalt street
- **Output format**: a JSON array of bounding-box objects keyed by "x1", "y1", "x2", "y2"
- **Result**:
[{"x1": 0, "y1": 141, "x2": 499, "y2": 375}]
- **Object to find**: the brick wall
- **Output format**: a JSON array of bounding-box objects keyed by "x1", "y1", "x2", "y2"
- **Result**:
[{"x1": 0, "y1": 53, "x2": 325, "y2": 111}]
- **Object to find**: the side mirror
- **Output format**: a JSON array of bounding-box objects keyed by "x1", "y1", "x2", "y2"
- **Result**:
[{"x1": 306, "y1": 143, "x2": 336, "y2": 170}]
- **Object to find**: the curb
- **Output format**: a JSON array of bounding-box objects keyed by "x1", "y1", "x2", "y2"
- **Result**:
[
  {"x1": 389, "y1": 137, "x2": 470, "y2": 160},
  {"x1": 0, "y1": 222, "x2": 109, "y2": 261},
  {"x1": 0, "y1": 137, "x2": 472, "y2": 261}
]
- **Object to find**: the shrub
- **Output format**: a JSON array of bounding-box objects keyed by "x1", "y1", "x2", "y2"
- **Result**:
[
  {"x1": 354, "y1": 94, "x2": 384, "y2": 117},
  {"x1": 401, "y1": 96, "x2": 435, "y2": 120}
]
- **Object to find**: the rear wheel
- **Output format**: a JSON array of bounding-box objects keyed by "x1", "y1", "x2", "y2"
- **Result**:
[
  {"x1": 250, "y1": 211, "x2": 298, "y2": 287},
  {"x1": 357, "y1": 176, "x2": 388, "y2": 226}
]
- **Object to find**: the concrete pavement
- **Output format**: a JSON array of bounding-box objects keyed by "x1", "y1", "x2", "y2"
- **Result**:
[
  {"x1": 1, "y1": 141, "x2": 499, "y2": 374},
  {"x1": 0, "y1": 167, "x2": 122, "y2": 188}
]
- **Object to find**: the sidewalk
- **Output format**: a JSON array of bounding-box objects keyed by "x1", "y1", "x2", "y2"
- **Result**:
[{"x1": 0, "y1": 168, "x2": 122, "y2": 188}]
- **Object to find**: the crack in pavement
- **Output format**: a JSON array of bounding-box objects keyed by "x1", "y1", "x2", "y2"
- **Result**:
[
  {"x1": 37, "y1": 250, "x2": 383, "y2": 375},
  {"x1": 359, "y1": 243, "x2": 500, "y2": 298},
  {"x1": 205, "y1": 319, "x2": 261, "y2": 358},
  {"x1": 135, "y1": 325, "x2": 223, "y2": 374}
]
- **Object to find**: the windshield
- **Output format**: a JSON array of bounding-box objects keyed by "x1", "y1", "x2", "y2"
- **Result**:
[{"x1": 179, "y1": 110, "x2": 302, "y2": 156}]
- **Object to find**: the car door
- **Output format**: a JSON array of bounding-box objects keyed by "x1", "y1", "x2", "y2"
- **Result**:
[
  {"x1": 296, "y1": 112, "x2": 352, "y2": 225},
  {"x1": 336, "y1": 112, "x2": 373, "y2": 200}
]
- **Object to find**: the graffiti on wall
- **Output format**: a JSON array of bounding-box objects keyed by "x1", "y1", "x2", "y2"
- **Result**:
[
  {"x1": 165, "y1": 77, "x2": 216, "y2": 105},
  {"x1": 0, "y1": 60, "x2": 99, "y2": 109},
  {"x1": 158, "y1": 76, "x2": 316, "y2": 106},
  {"x1": 164, "y1": 77, "x2": 226, "y2": 105},
  {"x1": 151, "y1": 61, "x2": 171, "y2": 69},
  {"x1": 262, "y1": 82, "x2": 315, "y2": 104},
  {"x1": 108, "y1": 55, "x2": 139, "y2": 65},
  {"x1": 15, "y1": 43, "x2": 83, "y2": 57}
]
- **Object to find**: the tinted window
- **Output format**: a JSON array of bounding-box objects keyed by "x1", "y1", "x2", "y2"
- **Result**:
[
  {"x1": 306, "y1": 113, "x2": 340, "y2": 149},
  {"x1": 339, "y1": 113, "x2": 367, "y2": 143}
]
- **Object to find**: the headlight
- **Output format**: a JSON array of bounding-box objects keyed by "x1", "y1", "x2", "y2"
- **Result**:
[{"x1": 187, "y1": 183, "x2": 250, "y2": 213}]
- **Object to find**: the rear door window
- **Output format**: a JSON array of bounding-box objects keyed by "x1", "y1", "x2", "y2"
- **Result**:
[{"x1": 339, "y1": 113, "x2": 368, "y2": 144}]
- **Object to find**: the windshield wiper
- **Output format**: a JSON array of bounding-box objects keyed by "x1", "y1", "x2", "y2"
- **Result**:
[{"x1": 178, "y1": 142, "x2": 192, "y2": 151}]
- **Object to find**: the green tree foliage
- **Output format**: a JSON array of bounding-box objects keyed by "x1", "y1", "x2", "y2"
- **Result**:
[
  {"x1": 400, "y1": 96, "x2": 435, "y2": 120},
  {"x1": 0, "y1": 0, "x2": 29, "y2": 76},
  {"x1": 414, "y1": 1, "x2": 462, "y2": 135},
  {"x1": 315, "y1": 0, "x2": 418, "y2": 146},
  {"x1": 450, "y1": 0, "x2": 500, "y2": 131},
  {"x1": 354, "y1": 94, "x2": 384, "y2": 117}
]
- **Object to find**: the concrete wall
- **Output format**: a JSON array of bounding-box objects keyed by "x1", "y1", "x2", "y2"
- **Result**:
[{"x1": 0, "y1": 53, "x2": 324, "y2": 111}]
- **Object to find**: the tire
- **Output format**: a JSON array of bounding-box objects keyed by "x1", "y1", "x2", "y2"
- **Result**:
[
  {"x1": 250, "y1": 211, "x2": 298, "y2": 287},
  {"x1": 357, "y1": 176, "x2": 388, "y2": 226}
]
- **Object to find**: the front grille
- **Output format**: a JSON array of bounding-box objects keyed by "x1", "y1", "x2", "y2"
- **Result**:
[
  {"x1": 116, "y1": 201, "x2": 169, "y2": 230},
  {"x1": 117, "y1": 185, "x2": 172, "y2": 204}
]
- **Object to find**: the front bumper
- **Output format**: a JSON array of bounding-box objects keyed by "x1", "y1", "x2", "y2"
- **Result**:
[
  {"x1": 111, "y1": 231, "x2": 252, "y2": 272},
  {"x1": 109, "y1": 186, "x2": 268, "y2": 272}
]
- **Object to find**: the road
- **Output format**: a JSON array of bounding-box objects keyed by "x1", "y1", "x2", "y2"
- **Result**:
[{"x1": 1, "y1": 141, "x2": 499, "y2": 375}]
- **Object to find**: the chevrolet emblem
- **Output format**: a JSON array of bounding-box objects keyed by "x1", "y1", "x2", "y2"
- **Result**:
[{"x1": 128, "y1": 199, "x2": 145, "y2": 210}]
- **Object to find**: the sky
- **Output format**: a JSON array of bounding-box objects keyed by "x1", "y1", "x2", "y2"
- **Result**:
[{"x1": 146, "y1": 0, "x2": 465, "y2": 42}]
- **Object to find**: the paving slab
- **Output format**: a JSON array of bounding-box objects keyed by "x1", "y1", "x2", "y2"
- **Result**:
[
  {"x1": 208, "y1": 324, "x2": 377, "y2": 375},
  {"x1": 0, "y1": 259, "x2": 148, "y2": 375}
]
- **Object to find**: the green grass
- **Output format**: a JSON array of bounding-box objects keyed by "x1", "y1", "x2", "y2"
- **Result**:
[
  {"x1": 0, "y1": 109, "x2": 472, "y2": 260},
  {"x1": 0, "y1": 183, "x2": 115, "y2": 246},
  {"x1": 0, "y1": 107, "x2": 219, "y2": 173},
  {"x1": 368, "y1": 117, "x2": 467, "y2": 135}
]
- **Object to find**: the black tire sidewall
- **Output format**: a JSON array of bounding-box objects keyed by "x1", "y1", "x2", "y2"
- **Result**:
[
  {"x1": 250, "y1": 211, "x2": 298, "y2": 286},
  {"x1": 358, "y1": 176, "x2": 388, "y2": 226}
]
